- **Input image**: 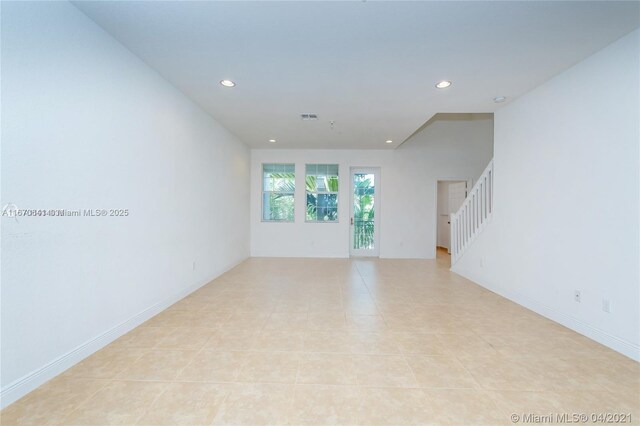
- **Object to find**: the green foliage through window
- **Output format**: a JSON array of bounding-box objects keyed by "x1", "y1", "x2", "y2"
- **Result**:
[
  {"x1": 306, "y1": 164, "x2": 338, "y2": 222},
  {"x1": 353, "y1": 173, "x2": 375, "y2": 249},
  {"x1": 262, "y1": 164, "x2": 295, "y2": 221}
]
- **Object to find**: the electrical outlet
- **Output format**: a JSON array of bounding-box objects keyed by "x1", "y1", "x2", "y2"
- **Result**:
[
  {"x1": 480, "y1": 258, "x2": 484, "y2": 268},
  {"x1": 192, "y1": 261, "x2": 196, "y2": 271},
  {"x1": 574, "y1": 290, "x2": 581, "y2": 303},
  {"x1": 602, "y1": 299, "x2": 611, "y2": 313}
]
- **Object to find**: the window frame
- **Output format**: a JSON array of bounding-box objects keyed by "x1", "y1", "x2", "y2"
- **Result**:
[
  {"x1": 305, "y1": 164, "x2": 339, "y2": 223},
  {"x1": 261, "y1": 163, "x2": 296, "y2": 223}
]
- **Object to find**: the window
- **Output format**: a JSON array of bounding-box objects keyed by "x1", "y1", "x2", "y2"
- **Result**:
[
  {"x1": 262, "y1": 164, "x2": 295, "y2": 221},
  {"x1": 306, "y1": 164, "x2": 338, "y2": 222}
]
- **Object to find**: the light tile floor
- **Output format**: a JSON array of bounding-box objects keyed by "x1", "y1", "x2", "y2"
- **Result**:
[{"x1": 2, "y1": 249, "x2": 639, "y2": 425}]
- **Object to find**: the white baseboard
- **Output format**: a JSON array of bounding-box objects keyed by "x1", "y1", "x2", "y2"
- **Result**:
[
  {"x1": 451, "y1": 265, "x2": 640, "y2": 362},
  {"x1": 0, "y1": 257, "x2": 247, "y2": 409},
  {"x1": 249, "y1": 253, "x2": 350, "y2": 259}
]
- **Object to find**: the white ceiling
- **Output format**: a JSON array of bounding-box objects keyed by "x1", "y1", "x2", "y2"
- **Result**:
[{"x1": 74, "y1": 1, "x2": 639, "y2": 149}]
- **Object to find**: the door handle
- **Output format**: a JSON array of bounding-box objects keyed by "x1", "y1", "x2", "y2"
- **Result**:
[{"x1": 350, "y1": 217, "x2": 354, "y2": 225}]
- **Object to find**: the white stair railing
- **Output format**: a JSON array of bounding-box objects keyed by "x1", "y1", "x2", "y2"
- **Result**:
[{"x1": 451, "y1": 160, "x2": 493, "y2": 265}]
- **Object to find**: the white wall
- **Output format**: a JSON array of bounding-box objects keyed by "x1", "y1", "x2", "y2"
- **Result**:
[
  {"x1": 452, "y1": 30, "x2": 640, "y2": 360},
  {"x1": 1, "y1": 1, "x2": 250, "y2": 405},
  {"x1": 251, "y1": 114, "x2": 493, "y2": 258}
]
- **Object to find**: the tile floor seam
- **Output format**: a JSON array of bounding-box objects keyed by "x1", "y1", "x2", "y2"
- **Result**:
[
  {"x1": 400, "y1": 352, "x2": 421, "y2": 390},
  {"x1": 448, "y1": 351, "x2": 486, "y2": 391},
  {"x1": 131, "y1": 381, "x2": 172, "y2": 426},
  {"x1": 51, "y1": 379, "x2": 111, "y2": 425},
  {"x1": 203, "y1": 383, "x2": 235, "y2": 426},
  {"x1": 170, "y1": 336, "x2": 210, "y2": 381}
]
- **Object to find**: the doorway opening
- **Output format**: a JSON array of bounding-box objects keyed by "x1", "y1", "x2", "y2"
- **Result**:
[{"x1": 436, "y1": 180, "x2": 470, "y2": 254}]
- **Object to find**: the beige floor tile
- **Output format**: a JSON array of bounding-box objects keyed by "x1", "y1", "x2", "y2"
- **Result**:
[
  {"x1": 155, "y1": 327, "x2": 215, "y2": 351},
  {"x1": 253, "y1": 330, "x2": 305, "y2": 352},
  {"x1": 307, "y1": 300, "x2": 344, "y2": 314},
  {"x1": 188, "y1": 311, "x2": 233, "y2": 329},
  {"x1": 458, "y1": 354, "x2": 567, "y2": 391},
  {"x1": 488, "y1": 389, "x2": 640, "y2": 425},
  {"x1": 289, "y1": 385, "x2": 362, "y2": 425},
  {"x1": 344, "y1": 301, "x2": 379, "y2": 316},
  {"x1": 567, "y1": 332, "x2": 631, "y2": 357},
  {"x1": 274, "y1": 299, "x2": 310, "y2": 313},
  {"x1": 488, "y1": 389, "x2": 564, "y2": 416},
  {"x1": 555, "y1": 354, "x2": 640, "y2": 393},
  {"x1": 116, "y1": 350, "x2": 197, "y2": 381},
  {"x1": 203, "y1": 299, "x2": 244, "y2": 314},
  {"x1": 420, "y1": 316, "x2": 475, "y2": 334},
  {"x1": 178, "y1": 351, "x2": 244, "y2": 382},
  {"x1": 345, "y1": 314, "x2": 386, "y2": 332},
  {"x1": 164, "y1": 297, "x2": 210, "y2": 312},
  {"x1": 303, "y1": 331, "x2": 353, "y2": 353},
  {"x1": 352, "y1": 354, "x2": 418, "y2": 388},
  {"x1": 296, "y1": 353, "x2": 358, "y2": 385},
  {"x1": 63, "y1": 381, "x2": 166, "y2": 426},
  {"x1": 143, "y1": 310, "x2": 200, "y2": 328},
  {"x1": 482, "y1": 332, "x2": 593, "y2": 358},
  {"x1": 0, "y1": 378, "x2": 107, "y2": 426},
  {"x1": 136, "y1": 382, "x2": 231, "y2": 426},
  {"x1": 383, "y1": 314, "x2": 429, "y2": 331},
  {"x1": 406, "y1": 355, "x2": 480, "y2": 389},
  {"x1": 418, "y1": 389, "x2": 509, "y2": 425},
  {"x1": 435, "y1": 333, "x2": 498, "y2": 359},
  {"x1": 64, "y1": 347, "x2": 146, "y2": 379},
  {"x1": 358, "y1": 387, "x2": 438, "y2": 425},
  {"x1": 392, "y1": 332, "x2": 452, "y2": 355},
  {"x1": 212, "y1": 384, "x2": 294, "y2": 425},
  {"x1": 553, "y1": 390, "x2": 640, "y2": 420},
  {"x1": 348, "y1": 331, "x2": 402, "y2": 354},
  {"x1": 111, "y1": 326, "x2": 172, "y2": 349},
  {"x1": 5, "y1": 251, "x2": 639, "y2": 425},
  {"x1": 307, "y1": 312, "x2": 348, "y2": 331},
  {"x1": 222, "y1": 312, "x2": 270, "y2": 331},
  {"x1": 236, "y1": 352, "x2": 300, "y2": 383},
  {"x1": 203, "y1": 329, "x2": 259, "y2": 351},
  {"x1": 262, "y1": 312, "x2": 308, "y2": 331},
  {"x1": 467, "y1": 351, "x2": 638, "y2": 393}
]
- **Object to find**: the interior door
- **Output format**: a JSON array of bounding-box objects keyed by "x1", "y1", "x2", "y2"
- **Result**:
[
  {"x1": 437, "y1": 182, "x2": 451, "y2": 249},
  {"x1": 350, "y1": 168, "x2": 380, "y2": 257}
]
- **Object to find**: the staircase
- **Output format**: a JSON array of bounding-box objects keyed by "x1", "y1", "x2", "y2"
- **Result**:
[{"x1": 450, "y1": 160, "x2": 494, "y2": 265}]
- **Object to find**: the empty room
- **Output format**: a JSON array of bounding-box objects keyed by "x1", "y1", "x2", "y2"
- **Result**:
[{"x1": 1, "y1": 1, "x2": 639, "y2": 425}]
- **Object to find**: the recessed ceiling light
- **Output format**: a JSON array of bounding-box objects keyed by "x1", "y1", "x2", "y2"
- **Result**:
[
  {"x1": 435, "y1": 80, "x2": 452, "y2": 89},
  {"x1": 385, "y1": 140, "x2": 393, "y2": 144},
  {"x1": 268, "y1": 139, "x2": 276, "y2": 143},
  {"x1": 493, "y1": 96, "x2": 507, "y2": 103},
  {"x1": 220, "y1": 79, "x2": 236, "y2": 87}
]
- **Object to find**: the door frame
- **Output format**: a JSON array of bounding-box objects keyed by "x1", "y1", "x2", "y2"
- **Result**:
[
  {"x1": 434, "y1": 178, "x2": 472, "y2": 255},
  {"x1": 350, "y1": 167, "x2": 381, "y2": 257}
]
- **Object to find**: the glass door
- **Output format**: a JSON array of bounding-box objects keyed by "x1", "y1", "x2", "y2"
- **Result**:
[{"x1": 350, "y1": 168, "x2": 380, "y2": 257}]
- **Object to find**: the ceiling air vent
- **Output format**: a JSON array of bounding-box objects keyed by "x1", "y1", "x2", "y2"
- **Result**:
[{"x1": 300, "y1": 113, "x2": 318, "y2": 121}]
